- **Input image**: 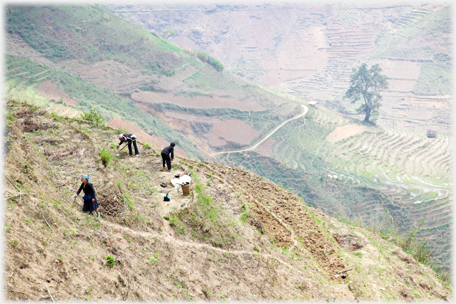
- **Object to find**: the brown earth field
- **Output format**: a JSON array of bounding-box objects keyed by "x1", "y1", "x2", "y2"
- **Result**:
[
  {"x1": 37, "y1": 81, "x2": 79, "y2": 106},
  {"x1": 325, "y1": 124, "x2": 368, "y2": 143},
  {"x1": 134, "y1": 104, "x2": 262, "y2": 153},
  {"x1": 252, "y1": 138, "x2": 275, "y2": 157},
  {"x1": 210, "y1": 119, "x2": 260, "y2": 145},
  {"x1": 131, "y1": 91, "x2": 266, "y2": 111},
  {"x1": 4, "y1": 100, "x2": 451, "y2": 301},
  {"x1": 108, "y1": 118, "x2": 187, "y2": 158}
]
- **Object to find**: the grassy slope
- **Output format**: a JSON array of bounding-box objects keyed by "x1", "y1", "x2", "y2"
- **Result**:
[
  {"x1": 6, "y1": 4, "x2": 181, "y2": 72},
  {"x1": 4, "y1": 99, "x2": 451, "y2": 301}
]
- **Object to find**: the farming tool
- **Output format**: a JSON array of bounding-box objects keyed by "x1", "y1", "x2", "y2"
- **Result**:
[{"x1": 116, "y1": 143, "x2": 128, "y2": 156}]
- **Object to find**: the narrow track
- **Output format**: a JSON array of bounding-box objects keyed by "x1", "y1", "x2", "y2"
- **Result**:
[{"x1": 210, "y1": 105, "x2": 308, "y2": 157}]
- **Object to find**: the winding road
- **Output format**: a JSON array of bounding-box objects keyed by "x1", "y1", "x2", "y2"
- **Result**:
[{"x1": 210, "y1": 104, "x2": 308, "y2": 157}]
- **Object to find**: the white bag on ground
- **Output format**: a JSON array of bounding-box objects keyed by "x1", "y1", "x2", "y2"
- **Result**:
[{"x1": 171, "y1": 174, "x2": 192, "y2": 188}]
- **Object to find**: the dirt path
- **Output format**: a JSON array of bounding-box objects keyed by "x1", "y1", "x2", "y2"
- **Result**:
[
  {"x1": 97, "y1": 215, "x2": 309, "y2": 278},
  {"x1": 210, "y1": 105, "x2": 308, "y2": 157}
]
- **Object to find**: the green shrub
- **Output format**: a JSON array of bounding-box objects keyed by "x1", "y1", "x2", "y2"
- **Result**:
[
  {"x1": 193, "y1": 50, "x2": 224, "y2": 72},
  {"x1": 106, "y1": 255, "x2": 116, "y2": 267},
  {"x1": 80, "y1": 108, "x2": 105, "y2": 127},
  {"x1": 100, "y1": 148, "x2": 113, "y2": 167}
]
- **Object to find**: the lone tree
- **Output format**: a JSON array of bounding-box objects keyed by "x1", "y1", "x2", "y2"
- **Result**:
[{"x1": 344, "y1": 63, "x2": 389, "y2": 123}]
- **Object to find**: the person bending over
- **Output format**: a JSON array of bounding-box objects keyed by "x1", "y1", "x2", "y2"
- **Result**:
[
  {"x1": 118, "y1": 133, "x2": 139, "y2": 156},
  {"x1": 161, "y1": 142, "x2": 175, "y2": 171}
]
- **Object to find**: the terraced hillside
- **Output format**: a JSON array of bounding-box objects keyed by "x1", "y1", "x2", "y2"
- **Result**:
[
  {"x1": 326, "y1": 124, "x2": 452, "y2": 267},
  {"x1": 114, "y1": 3, "x2": 451, "y2": 132},
  {"x1": 4, "y1": 99, "x2": 452, "y2": 301},
  {"x1": 5, "y1": 4, "x2": 300, "y2": 160},
  {"x1": 5, "y1": 3, "x2": 452, "y2": 271},
  {"x1": 214, "y1": 102, "x2": 452, "y2": 270}
]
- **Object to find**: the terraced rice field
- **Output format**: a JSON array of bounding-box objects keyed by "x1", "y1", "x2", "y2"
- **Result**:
[
  {"x1": 265, "y1": 104, "x2": 452, "y2": 268},
  {"x1": 329, "y1": 123, "x2": 451, "y2": 268}
]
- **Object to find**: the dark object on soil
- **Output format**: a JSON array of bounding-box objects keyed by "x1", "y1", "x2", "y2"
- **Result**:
[
  {"x1": 164, "y1": 192, "x2": 170, "y2": 201},
  {"x1": 160, "y1": 182, "x2": 167, "y2": 188},
  {"x1": 341, "y1": 274, "x2": 347, "y2": 279},
  {"x1": 181, "y1": 203, "x2": 186, "y2": 208},
  {"x1": 175, "y1": 174, "x2": 180, "y2": 178},
  {"x1": 427, "y1": 129, "x2": 436, "y2": 138}
]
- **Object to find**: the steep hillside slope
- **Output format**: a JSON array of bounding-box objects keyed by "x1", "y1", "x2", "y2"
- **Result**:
[
  {"x1": 215, "y1": 101, "x2": 452, "y2": 270},
  {"x1": 5, "y1": 4, "x2": 299, "y2": 160},
  {"x1": 112, "y1": 2, "x2": 451, "y2": 131},
  {"x1": 4, "y1": 99, "x2": 451, "y2": 301},
  {"x1": 4, "y1": 3, "x2": 452, "y2": 272}
]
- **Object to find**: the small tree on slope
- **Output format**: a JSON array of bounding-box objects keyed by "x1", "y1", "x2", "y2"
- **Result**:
[{"x1": 344, "y1": 63, "x2": 389, "y2": 123}]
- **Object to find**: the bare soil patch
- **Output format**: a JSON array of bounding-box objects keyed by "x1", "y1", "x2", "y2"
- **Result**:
[
  {"x1": 132, "y1": 91, "x2": 266, "y2": 111},
  {"x1": 255, "y1": 138, "x2": 275, "y2": 157},
  {"x1": 37, "y1": 81, "x2": 78, "y2": 106},
  {"x1": 333, "y1": 234, "x2": 364, "y2": 251},
  {"x1": 387, "y1": 79, "x2": 417, "y2": 92},
  {"x1": 21, "y1": 117, "x2": 55, "y2": 132},
  {"x1": 184, "y1": 160, "x2": 348, "y2": 278},
  {"x1": 56, "y1": 59, "x2": 158, "y2": 94},
  {"x1": 326, "y1": 124, "x2": 367, "y2": 143},
  {"x1": 211, "y1": 119, "x2": 260, "y2": 145},
  {"x1": 205, "y1": 132, "x2": 228, "y2": 147}
]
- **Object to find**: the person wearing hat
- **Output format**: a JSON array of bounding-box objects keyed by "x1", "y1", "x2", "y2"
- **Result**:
[
  {"x1": 118, "y1": 133, "x2": 139, "y2": 156},
  {"x1": 74, "y1": 175, "x2": 100, "y2": 218},
  {"x1": 161, "y1": 142, "x2": 176, "y2": 171}
]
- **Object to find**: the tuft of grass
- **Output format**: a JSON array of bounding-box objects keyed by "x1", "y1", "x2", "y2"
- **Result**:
[
  {"x1": 106, "y1": 255, "x2": 116, "y2": 267},
  {"x1": 100, "y1": 148, "x2": 113, "y2": 167},
  {"x1": 146, "y1": 253, "x2": 159, "y2": 264}
]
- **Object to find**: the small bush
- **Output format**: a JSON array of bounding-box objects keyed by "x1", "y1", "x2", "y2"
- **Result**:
[
  {"x1": 80, "y1": 108, "x2": 105, "y2": 127},
  {"x1": 100, "y1": 148, "x2": 113, "y2": 167},
  {"x1": 106, "y1": 255, "x2": 116, "y2": 267},
  {"x1": 146, "y1": 256, "x2": 158, "y2": 264},
  {"x1": 143, "y1": 142, "x2": 151, "y2": 149}
]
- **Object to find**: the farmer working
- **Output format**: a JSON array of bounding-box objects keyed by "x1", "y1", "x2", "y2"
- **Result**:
[
  {"x1": 74, "y1": 174, "x2": 100, "y2": 218},
  {"x1": 118, "y1": 133, "x2": 139, "y2": 156},
  {"x1": 161, "y1": 142, "x2": 176, "y2": 171}
]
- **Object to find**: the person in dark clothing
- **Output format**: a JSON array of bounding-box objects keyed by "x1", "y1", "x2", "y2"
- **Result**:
[
  {"x1": 118, "y1": 133, "x2": 139, "y2": 156},
  {"x1": 74, "y1": 174, "x2": 100, "y2": 218},
  {"x1": 161, "y1": 142, "x2": 175, "y2": 171}
]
